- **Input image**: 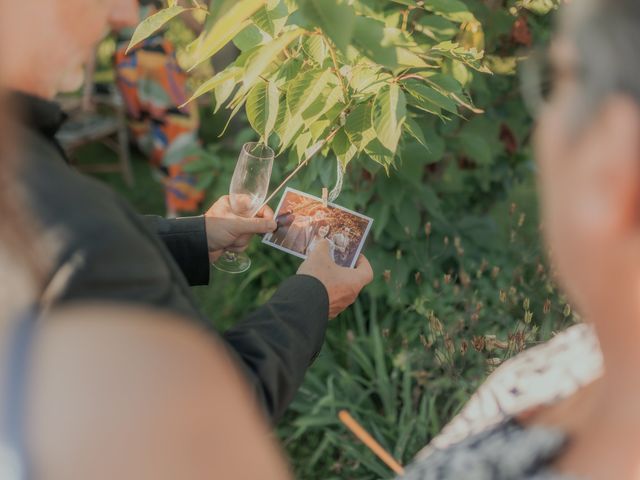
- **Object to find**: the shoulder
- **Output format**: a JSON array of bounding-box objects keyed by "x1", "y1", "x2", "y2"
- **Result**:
[{"x1": 27, "y1": 304, "x2": 291, "y2": 480}]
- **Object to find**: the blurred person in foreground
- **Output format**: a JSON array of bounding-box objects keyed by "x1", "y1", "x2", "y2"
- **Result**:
[
  {"x1": 0, "y1": 97, "x2": 292, "y2": 480},
  {"x1": 398, "y1": 0, "x2": 640, "y2": 478},
  {"x1": 0, "y1": 0, "x2": 373, "y2": 424},
  {"x1": 1, "y1": 305, "x2": 295, "y2": 480}
]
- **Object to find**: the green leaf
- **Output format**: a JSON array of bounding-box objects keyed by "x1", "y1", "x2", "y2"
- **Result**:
[
  {"x1": 397, "y1": 48, "x2": 430, "y2": 68},
  {"x1": 298, "y1": 0, "x2": 356, "y2": 54},
  {"x1": 345, "y1": 103, "x2": 376, "y2": 151},
  {"x1": 292, "y1": 131, "x2": 314, "y2": 163},
  {"x1": 365, "y1": 138, "x2": 395, "y2": 168},
  {"x1": 352, "y1": 17, "x2": 398, "y2": 68},
  {"x1": 372, "y1": 84, "x2": 407, "y2": 155},
  {"x1": 127, "y1": 6, "x2": 189, "y2": 53},
  {"x1": 302, "y1": 35, "x2": 328, "y2": 65},
  {"x1": 309, "y1": 119, "x2": 331, "y2": 142},
  {"x1": 195, "y1": 171, "x2": 216, "y2": 190},
  {"x1": 331, "y1": 128, "x2": 358, "y2": 169},
  {"x1": 233, "y1": 24, "x2": 270, "y2": 51},
  {"x1": 246, "y1": 80, "x2": 280, "y2": 140},
  {"x1": 214, "y1": 74, "x2": 239, "y2": 112},
  {"x1": 414, "y1": 15, "x2": 457, "y2": 42},
  {"x1": 431, "y1": 41, "x2": 491, "y2": 73},
  {"x1": 182, "y1": 67, "x2": 240, "y2": 106},
  {"x1": 348, "y1": 66, "x2": 391, "y2": 95},
  {"x1": 457, "y1": 132, "x2": 493, "y2": 165},
  {"x1": 302, "y1": 84, "x2": 344, "y2": 127},
  {"x1": 243, "y1": 28, "x2": 305, "y2": 89},
  {"x1": 253, "y1": 0, "x2": 289, "y2": 36},
  {"x1": 404, "y1": 117, "x2": 428, "y2": 150},
  {"x1": 424, "y1": 73, "x2": 464, "y2": 95},
  {"x1": 521, "y1": 0, "x2": 558, "y2": 15},
  {"x1": 274, "y1": 57, "x2": 303, "y2": 86},
  {"x1": 422, "y1": 0, "x2": 476, "y2": 23},
  {"x1": 189, "y1": 0, "x2": 267, "y2": 69},
  {"x1": 404, "y1": 79, "x2": 458, "y2": 115},
  {"x1": 286, "y1": 69, "x2": 333, "y2": 119}
]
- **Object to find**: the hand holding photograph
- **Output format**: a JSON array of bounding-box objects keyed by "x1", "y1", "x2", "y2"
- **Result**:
[{"x1": 263, "y1": 188, "x2": 373, "y2": 268}]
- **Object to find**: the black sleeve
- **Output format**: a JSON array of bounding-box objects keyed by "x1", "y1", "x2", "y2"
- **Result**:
[
  {"x1": 222, "y1": 274, "x2": 330, "y2": 423},
  {"x1": 142, "y1": 215, "x2": 210, "y2": 286}
]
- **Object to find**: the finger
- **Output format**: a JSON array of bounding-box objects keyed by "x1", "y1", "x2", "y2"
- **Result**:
[
  {"x1": 354, "y1": 255, "x2": 374, "y2": 284},
  {"x1": 256, "y1": 205, "x2": 275, "y2": 221},
  {"x1": 234, "y1": 216, "x2": 277, "y2": 235},
  {"x1": 230, "y1": 236, "x2": 251, "y2": 251},
  {"x1": 205, "y1": 195, "x2": 231, "y2": 217}
]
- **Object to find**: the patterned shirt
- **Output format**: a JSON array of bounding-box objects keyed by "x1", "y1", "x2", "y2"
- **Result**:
[{"x1": 402, "y1": 324, "x2": 602, "y2": 479}]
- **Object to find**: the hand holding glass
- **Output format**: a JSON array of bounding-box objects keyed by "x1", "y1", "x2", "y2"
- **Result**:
[{"x1": 213, "y1": 142, "x2": 274, "y2": 274}]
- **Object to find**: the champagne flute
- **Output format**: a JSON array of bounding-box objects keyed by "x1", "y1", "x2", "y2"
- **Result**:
[{"x1": 213, "y1": 142, "x2": 274, "y2": 274}]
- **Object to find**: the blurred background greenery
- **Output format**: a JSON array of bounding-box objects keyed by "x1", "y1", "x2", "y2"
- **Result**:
[{"x1": 77, "y1": 0, "x2": 573, "y2": 478}]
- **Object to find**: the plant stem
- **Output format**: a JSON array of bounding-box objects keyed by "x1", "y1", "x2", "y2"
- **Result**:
[{"x1": 324, "y1": 34, "x2": 349, "y2": 101}]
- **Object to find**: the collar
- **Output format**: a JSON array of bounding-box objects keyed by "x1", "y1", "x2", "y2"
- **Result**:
[{"x1": 8, "y1": 90, "x2": 68, "y2": 139}]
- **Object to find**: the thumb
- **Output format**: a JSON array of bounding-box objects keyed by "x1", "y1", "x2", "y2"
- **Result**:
[
  {"x1": 234, "y1": 217, "x2": 277, "y2": 235},
  {"x1": 307, "y1": 239, "x2": 331, "y2": 261}
]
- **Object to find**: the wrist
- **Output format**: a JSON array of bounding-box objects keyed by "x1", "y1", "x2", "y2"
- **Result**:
[{"x1": 204, "y1": 214, "x2": 219, "y2": 251}]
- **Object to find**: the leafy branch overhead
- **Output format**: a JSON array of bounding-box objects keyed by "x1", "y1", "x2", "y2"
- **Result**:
[{"x1": 129, "y1": 0, "x2": 493, "y2": 170}]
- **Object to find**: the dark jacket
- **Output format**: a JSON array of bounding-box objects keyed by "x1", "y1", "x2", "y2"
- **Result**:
[{"x1": 11, "y1": 92, "x2": 329, "y2": 422}]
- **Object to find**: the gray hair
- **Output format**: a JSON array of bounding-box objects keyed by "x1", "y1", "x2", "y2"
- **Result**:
[{"x1": 562, "y1": 0, "x2": 640, "y2": 118}]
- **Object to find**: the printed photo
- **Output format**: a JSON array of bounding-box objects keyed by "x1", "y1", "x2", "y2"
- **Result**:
[{"x1": 263, "y1": 188, "x2": 374, "y2": 268}]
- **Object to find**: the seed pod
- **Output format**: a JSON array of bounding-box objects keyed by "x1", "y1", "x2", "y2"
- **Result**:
[
  {"x1": 430, "y1": 315, "x2": 444, "y2": 335},
  {"x1": 491, "y1": 266, "x2": 500, "y2": 279},
  {"x1": 524, "y1": 311, "x2": 533, "y2": 324},
  {"x1": 444, "y1": 335, "x2": 455, "y2": 354},
  {"x1": 518, "y1": 213, "x2": 526, "y2": 227},
  {"x1": 472, "y1": 336, "x2": 485, "y2": 351}
]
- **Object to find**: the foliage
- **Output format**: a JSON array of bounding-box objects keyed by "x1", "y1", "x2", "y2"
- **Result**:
[
  {"x1": 121, "y1": 1, "x2": 570, "y2": 479},
  {"x1": 130, "y1": 0, "x2": 496, "y2": 172}
]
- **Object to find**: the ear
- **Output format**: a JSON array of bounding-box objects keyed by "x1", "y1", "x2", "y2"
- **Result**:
[{"x1": 586, "y1": 95, "x2": 640, "y2": 237}]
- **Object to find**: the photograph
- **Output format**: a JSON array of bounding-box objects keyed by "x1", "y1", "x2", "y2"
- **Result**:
[{"x1": 263, "y1": 188, "x2": 374, "y2": 268}]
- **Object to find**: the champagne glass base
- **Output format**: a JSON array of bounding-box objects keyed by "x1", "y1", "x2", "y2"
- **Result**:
[{"x1": 212, "y1": 252, "x2": 251, "y2": 274}]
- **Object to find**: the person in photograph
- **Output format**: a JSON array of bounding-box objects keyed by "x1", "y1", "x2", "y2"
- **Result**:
[
  {"x1": 332, "y1": 227, "x2": 353, "y2": 266},
  {"x1": 306, "y1": 222, "x2": 336, "y2": 261},
  {"x1": 269, "y1": 208, "x2": 295, "y2": 246},
  {"x1": 281, "y1": 212, "x2": 314, "y2": 253}
]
